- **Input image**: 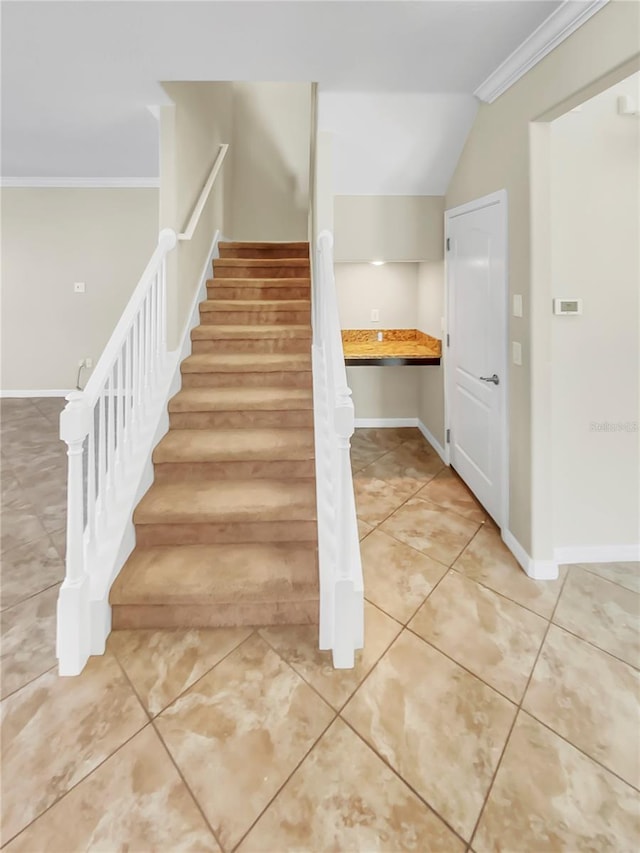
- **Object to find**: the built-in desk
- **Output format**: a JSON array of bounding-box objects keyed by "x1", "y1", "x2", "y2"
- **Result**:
[{"x1": 342, "y1": 329, "x2": 442, "y2": 366}]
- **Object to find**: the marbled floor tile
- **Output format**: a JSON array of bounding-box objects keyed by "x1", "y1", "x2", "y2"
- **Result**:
[
  {"x1": 361, "y1": 529, "x2": 448, "y2": 623},
  {"x1": 358, "y1": 517, "x2": 374, "y2": 540},
  {"x1": 553, "y1": 568, "x2": 640, "y2": 668},
  {"x1": 582, "y1": 561, "x2": 640, "y2": 594},
  {"x1": 1, "y1": 534, "x2": 64, "y2": 610},
  {"x1": 342, "y1": 631, "x2": 516, "y2": 841},
  {"x1": 3, "y1": 725, "x2": 220, "y2": 852},
  {"x1": 21, "y1": 478, "x2": 67, "y2": 534},
  {"x1": 474, "y1": 712, "x2": 640, "y2": 853},
  {"x1": 237, "y1": 718, "x2": 465, "y2": 853},
  {"x1": 155, "y1": 633, "x2": 334, "y2": 850},
  {"x1": 355, "y1": 427, "x2": 418, "y2": 451},
  {"x1": 353, "y1": 474, "x2": 408, "y2": 526},
  {"x1": 260, "y1": 601, "x2": 401, "y2": 710},
  {"x1": 410, "y1": 571, "x2": 548, "y2": 702},
  {"x1": 523, "y1": 624, "x2": 640, "y2": 787},
  {"x1": 453, "y1": 525, "x2": 566, "y2": 618},
  {"x1": 0, "y1": 399, "x2": 39, "y2": 423},
  {"x1": 359, "y1": 443, "x2": 444, "y2": 499},
  {"x1": 1, "y1": 584, "x2": 59, "y2": 699},
  {"x1": 0, "y1": 652, "x2": 148, "y2": 843},
  {"x1": 415, "y1": 468, "x2": 486, "y2": 523},
  {"x1": 49, "y1": 526, "x2": 66, "y2": 560},
  {"x1": 350, "y1": 440, "x2": 389, "y2": 473},
  {"x1": 380, "y1": 496, "x2": 480, "y2": 567},
  {"x1": 110, "y1": 626, "x2": 254, "y2": 716},
  {"x1": 0, "y1": 485, "x2": 49, "y2": 554},
  {"x1": 31, "y1": 397, "x2": 66, "y2": 423}
]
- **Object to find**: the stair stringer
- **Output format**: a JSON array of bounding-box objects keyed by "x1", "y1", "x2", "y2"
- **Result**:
[{"x1": 86, "y1": 230, "x2": 223, "y2": 655}]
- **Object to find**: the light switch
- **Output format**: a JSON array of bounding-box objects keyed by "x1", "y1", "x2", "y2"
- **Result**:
[
  {"x1": 513, "y1": 294, "x2": 523, "y2": 317},
  {"x1": 512, "y1": 341, "x2": 522, "y2": 366},
  {"x1": 74, "y1": 282, "x2": 85, "y2": 293},
  {"x1": 371, "y1": 309, "x2": 380, "y2": 322}
]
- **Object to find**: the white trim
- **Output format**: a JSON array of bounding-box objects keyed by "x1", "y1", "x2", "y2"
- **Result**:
[
  {"x1": 444, "y1": 189, "x2": 510, "y2": 532},
  {"x1": 554, "y1": 544, "x2": 640, "y2": 565},
  {"x1": 354, "y1": 417, "x2": 418, "y2": 428},
  {"x1": 0, "y1": 389, "x2": 72, "y2": 397},
  {"x1": 417, "y1": 419, "x2": 447, "y2": 464},
  {"x1": 178, "y1": 144, "x2": 229, "y2": 241},
  {"x1": 474, "y1": 0, "x2": 609, "y2": 104},
  {"x1": 502, "y1": 529, "x2": 559, "y2": 580},
  {"x1": 0, "y1": 177, "x2": 160, "y2": 189}
]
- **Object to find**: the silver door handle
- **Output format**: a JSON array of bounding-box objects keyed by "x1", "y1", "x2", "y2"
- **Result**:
[{"x1": 480, "y1": 374, "x2": 500, "y2": 385}]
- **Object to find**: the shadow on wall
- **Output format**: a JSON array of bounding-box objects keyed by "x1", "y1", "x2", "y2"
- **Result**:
[{"x1": 230, "y1": 83, "x2": 311, "y2": 242}]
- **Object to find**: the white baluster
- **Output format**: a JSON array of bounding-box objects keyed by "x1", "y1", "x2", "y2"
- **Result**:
[
  {"x1": 116, "y1": 354, "x2": 124, "y2": 479},
  {"x1": 107, "y1": 371, "x2": 115, "y2": 502},
  {"x1": 124, "y1": 329, "x2": 132, "y2": 462},
  {"x1": 86, "y1": 411, "x2": 96, "y2": 551},
  {"x1": 97, "y1": 389, "x2": 107, "y2": 535},
  {"x1": 57, "y1": 391, "x2": 92, "y2": 676}
]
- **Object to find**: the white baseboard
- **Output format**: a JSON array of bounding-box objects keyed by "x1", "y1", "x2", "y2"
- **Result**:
[
  {"x1": 502, "y1": 528, "x2": 559, "y2": 580},
  {"x1": 354, "y1": 417, "x2": 419, "y2": 428},
  {"x1": 0, "y1": 389, "x2": 72, "y2": 398},
  {"x1": 554, "y1": 544, "x2": 640, "y2": 565},
  {"x1": 417, "y1": 419, "x2": 448, "y2": 464}
]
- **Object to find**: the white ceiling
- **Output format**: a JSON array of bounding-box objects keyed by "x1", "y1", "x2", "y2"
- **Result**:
[{"x1": 1, "y1": 0, "x2": 565, "y2": 183}]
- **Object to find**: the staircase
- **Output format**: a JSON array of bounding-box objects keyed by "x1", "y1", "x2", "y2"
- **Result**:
[{"x1": 109, "y1": 241, "x2": 319, "y2": 629}]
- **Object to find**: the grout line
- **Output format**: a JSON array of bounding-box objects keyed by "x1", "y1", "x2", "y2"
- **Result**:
[
  {"x1": 338, "y1": 705, "x2": 470, "y2": 849},
  {"x1": 467, "y1": 568, "x2": 571, "y2": 847},
  {"x1": 0, "y1": 578, "x2": 62, "y2": 614},
  {"x1": 546, "y1": 613, "x2": 640, "y2": 673},
  {"x1": 579, "y1": 563, "x2": 640, "y2": 596},
  {"x1": 0, "y1": 662, "x2": 58, "y2": 704}
]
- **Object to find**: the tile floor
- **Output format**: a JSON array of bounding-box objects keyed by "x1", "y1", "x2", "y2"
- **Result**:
[{"x1": 1, "y1": 405, "x2": 639, "y2": 851}]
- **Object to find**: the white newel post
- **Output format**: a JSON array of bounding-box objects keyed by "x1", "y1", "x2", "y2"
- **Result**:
[
  {"x1": 57, "y1": 391, "x2": 92, "y2": 676},
  {"x1": 333, "y1": 386, "x2": 356, "y2": 668}
]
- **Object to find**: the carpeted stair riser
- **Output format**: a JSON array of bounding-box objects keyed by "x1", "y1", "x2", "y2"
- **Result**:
[
  {"x1": 112, "y1": 599, "x2": 318, "y2": 630},
  {"x1": 214, "y1": 264, "x2": 310, "y2": 280},
  {"x1": 209, "y1": 284, "x2": 310, "y2": 300},
  {"x1": 202, "y1": 310, "x2": 310, "y2": 325},
  {"x1": 191, "y1": 336, "x2": 310, "y2": 354},
  {"x1": 219, "y1": 242, "x2": 310, "y2": 260},
  {"x1": 135, "y1": 520, "x2": 318, "y2": 547},
  {"x1": 154, "y1": 458, "x2": 315, "y2": 483},
  {"x1": 169, "y1": 409, "x2": 314, "y2": 430},
  {"x1": 181, "y1": 371, "x2": 312, "y2": 389}
]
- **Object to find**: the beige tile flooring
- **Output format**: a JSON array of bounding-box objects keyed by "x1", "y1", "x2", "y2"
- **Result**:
[{"x1": 1, "y1": 406, "x2": 639, "y2": 851}]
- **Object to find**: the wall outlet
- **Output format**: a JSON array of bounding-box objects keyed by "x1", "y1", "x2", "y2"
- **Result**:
[
  {"x1": 74, "y1": 282, "x2": 85, "y2": 293},
  {"x1": 513, "y1": 294, "x2": 523, "y2": 317},
  {"x1": 512, "y1": 341, "x2": 522, "y2": 366},
  {"x1": 371, "y1": 308, "x2": 380, "y2": 322},
  {"x1": 78, "y1": 357, "x2": 93, "y2": 369}
]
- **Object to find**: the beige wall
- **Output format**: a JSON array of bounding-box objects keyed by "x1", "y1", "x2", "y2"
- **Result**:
[
  {"x1": 334, "y1": 195, "x2": 444, "y2": 262},
  {"x1": 161, "y1": 83, "x2": 234, "y2": 347},
  {"x1": 417, "y1": 261, "x2": 445, "y2": 446},
  {"x1": 1, "y1": 188, "x2": 158, "y2": 390},
  {"x1": 347, "y1": 366, "x2": 420, "y2": 421},
  {"x1": 336, "y1": 263, "x2": 418, "y2": 329},
  {"x1": 230, "y1": 82, "x2": 311, "y2": 241},
  {"x1": 550, "y1": 73, "x2": 639, "y2": 548},
  {"x1": 445, "y1": 0, "x2": 640, "y2": 554}
]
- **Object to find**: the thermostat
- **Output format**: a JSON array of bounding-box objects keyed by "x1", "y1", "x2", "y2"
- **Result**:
[{"x1": 553, "y1": 298, "x2": 583, "y2": 315}]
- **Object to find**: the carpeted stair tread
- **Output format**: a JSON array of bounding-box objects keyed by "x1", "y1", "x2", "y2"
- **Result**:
[
  {"x1": 134, "y1": 478, "x2": 316, "y2": 525},
  {"x1": 181, "y1": 352, "x2": 311, "y2": 373},
  {"x1": 200, "y1": 299, "x2": 311, "y2": 313},
  {"x1": 191, "y1": 324, "x2": 311, "y2": 340},
  {"x1": 208, "y1": 277, "x2": 310, "y2": 287},
  {"x1": 214, "y1": 258, "x2": 309, "y2": 268},
  {"x1": 111, "y1": 543, "x2": 318, "y2": 606},
  {"x1": 153, "y1": 428, "x2": 315, "y2": 464},
  {"x1": 169, "y1": 387, "x2": 313, "y2": 413}
]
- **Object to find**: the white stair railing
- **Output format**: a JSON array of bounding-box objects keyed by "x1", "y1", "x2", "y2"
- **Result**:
[
  {"x1": 58, "y1": 229, "x2": 178, "y2": 675},
  {"x1": 312, "y1": 230, "x2": 364, "y2": 668}
]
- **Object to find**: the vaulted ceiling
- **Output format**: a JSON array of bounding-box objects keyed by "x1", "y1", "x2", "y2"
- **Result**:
[{"x1": 2, "y1": 0, "x2": 594, "y2": 191}]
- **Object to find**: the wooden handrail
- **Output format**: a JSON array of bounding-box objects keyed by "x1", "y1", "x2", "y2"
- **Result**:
[{"x1": 178, "y1": 143, "x2": 229, "y2": 241}]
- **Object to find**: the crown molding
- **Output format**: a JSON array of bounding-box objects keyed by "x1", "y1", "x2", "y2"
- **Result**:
[
  {"x1": 0, "y1": 177, "x2": 160, "y2": 188},
  {"x1": 474, "y1": 0, "x2": 609, "y2": 104}
]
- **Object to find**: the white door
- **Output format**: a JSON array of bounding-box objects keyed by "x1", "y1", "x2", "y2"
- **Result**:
[{"x1": 446, "y1": 191, "x2": 507, "y2": 526}]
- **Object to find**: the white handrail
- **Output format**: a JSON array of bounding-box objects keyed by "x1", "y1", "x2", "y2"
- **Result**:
[
  {"x1": 178, "y1": 144, "x2": 229, "y2": 241},
  {"x1": 58, "y1": 228, "x2": 178, "y2": 676},
  {"x1": 312, "y1": 229, "x2": 364, "y2": 668}
]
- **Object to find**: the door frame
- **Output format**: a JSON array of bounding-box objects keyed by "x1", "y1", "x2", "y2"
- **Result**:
[{"x1": 443, "y1": 189, "x2": 509, "y2": 530}]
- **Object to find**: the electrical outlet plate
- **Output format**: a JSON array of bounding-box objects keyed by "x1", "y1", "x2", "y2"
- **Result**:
[
  {"x1": 74, "y1": 282, "x2": 85, "y2": 293},
  {"x1": 513, "y1": 294, "x2": 523, "y2": 317},
  {"x1": 371, "y1": 308, "x2": 380, "y2": 322},
  {"x1": 512, "y1": 341, "x2": 522, "y2": 366}
]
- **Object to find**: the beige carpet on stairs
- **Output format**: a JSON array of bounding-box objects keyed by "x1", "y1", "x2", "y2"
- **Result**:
[{"x1": 110, "y1": 241, "x2": 319, "y2": 629}]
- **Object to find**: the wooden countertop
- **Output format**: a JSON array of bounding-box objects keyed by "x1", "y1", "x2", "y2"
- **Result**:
[{"x1": 342, "y1": 329, "x2": 442, "y2": 366}]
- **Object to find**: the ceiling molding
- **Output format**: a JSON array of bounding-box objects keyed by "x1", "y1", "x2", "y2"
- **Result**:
[
  {"x1": 474, "y1": 0, "x2": 609, "y2": 104},
  {"x1": 0, "y1": 177, "x2": 160, "y2": 188}
]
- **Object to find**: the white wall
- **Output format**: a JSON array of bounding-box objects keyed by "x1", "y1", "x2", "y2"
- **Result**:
[
  {"x1": 334, "y1": 195, "x2": 443, "y2": 262},
  {"x1": 1, "y1": 188, "x2": 158, "y2": 391},
  {"x1": 318, "y1": 92, "x2": 477, "y2": 195},
  {"x1": 417, "y1": 261, "x2": 445, "y2": 446},
  {"x1": 335, "y1": 263, "x2": 418, "y2": 329},
  {"x1": 550, "y1": 73, "x2": 640, "y2": 549}
]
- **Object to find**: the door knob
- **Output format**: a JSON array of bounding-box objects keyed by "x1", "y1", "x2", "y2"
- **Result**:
[{"x1": 480, "y1": 374, "x2": 500, "y2": 385}]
